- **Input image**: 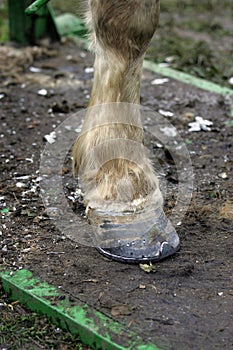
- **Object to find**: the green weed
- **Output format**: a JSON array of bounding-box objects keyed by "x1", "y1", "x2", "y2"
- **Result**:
[{"x1": 0, "y1": 6, "x2": 8, "y2": 42}]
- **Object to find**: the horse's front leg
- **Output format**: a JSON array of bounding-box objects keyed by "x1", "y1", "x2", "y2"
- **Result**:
[{"x1": 73, "y1": 0, "x2": 180, "y2": 263}]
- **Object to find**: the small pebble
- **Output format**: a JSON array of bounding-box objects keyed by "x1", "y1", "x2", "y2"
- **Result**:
[{"x1": 38, "y1": 89, "x2": 48, "y2": 96}]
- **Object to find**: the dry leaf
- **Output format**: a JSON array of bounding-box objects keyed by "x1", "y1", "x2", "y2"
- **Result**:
[
  {"x1": 139, "y1": 262, "x2": 157, "y2": 273},
  {"x1": 111, "y1": 304, "x2": 131, "y2": 317}
]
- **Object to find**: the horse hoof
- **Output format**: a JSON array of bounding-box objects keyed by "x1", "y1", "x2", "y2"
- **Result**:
[{"x1": 92, "y1": 206, "x2": 180, "y2": 264}]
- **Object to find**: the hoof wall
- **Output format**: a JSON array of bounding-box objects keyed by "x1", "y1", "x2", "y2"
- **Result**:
[{"x1": 92, "y1": 205, "x2": 180, "y2": 264}]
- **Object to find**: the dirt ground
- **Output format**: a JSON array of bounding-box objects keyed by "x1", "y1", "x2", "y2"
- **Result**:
[
  {"x1": 0, "y1": 36, "x2": 233, "y2": 350},
  {"x1": 0, "y1": 41, "x2": 233, "y2": 349}
]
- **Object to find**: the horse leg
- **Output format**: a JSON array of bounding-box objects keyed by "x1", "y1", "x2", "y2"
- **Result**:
[{"x1": 73, "y1": 0, "x2": 180, "y2": 262}]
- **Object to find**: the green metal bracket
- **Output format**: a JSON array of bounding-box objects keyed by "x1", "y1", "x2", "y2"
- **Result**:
[
  {"x1": 8, "y1": 0, "x2": 60, "y2": 44},
  {"x1": 25, "y1": 0, "x2": 87, "y2": 38},
  {"x1": 25, "y1": 0, "x2": 50, "y2": 14},
  {"x1": 7, "y1": 0, "x2": 87, "y2": 45}
]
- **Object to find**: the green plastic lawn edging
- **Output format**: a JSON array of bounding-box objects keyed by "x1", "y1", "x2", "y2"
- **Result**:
[{"x1": 0, "y1": 269, "x2": 161, "y2": 350}]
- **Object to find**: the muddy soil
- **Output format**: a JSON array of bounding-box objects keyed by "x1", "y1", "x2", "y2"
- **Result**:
[{"x1": 0, "y1": 40, "x2": 233, "y2": 350}]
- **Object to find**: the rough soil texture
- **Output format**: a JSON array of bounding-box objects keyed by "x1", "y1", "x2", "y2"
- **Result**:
[{"x1": 0, "y1": 39, "x2": 233, "y2": 350}]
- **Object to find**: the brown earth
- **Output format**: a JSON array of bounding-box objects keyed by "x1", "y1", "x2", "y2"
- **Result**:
[{"x1": 0, "y1": 40, "x2": 233, "y2": 350}]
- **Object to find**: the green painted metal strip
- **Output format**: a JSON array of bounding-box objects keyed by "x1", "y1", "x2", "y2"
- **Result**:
[
  {"x1": 1, "y1": 269, "x2": 161, "y2": 350},
  {"x1": 143, "y1": 60, "x2": 233, "y2": 97},
  {"x1": 25, "y1": 0, "x2": 50, "y2": 15}
]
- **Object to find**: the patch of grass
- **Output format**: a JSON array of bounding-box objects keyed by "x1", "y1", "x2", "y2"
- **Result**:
[
  {"x1": 147, "y1": 35, "x2": 230, "y2": 85},
  {"x1": 180, "y1": 18, "x2": 232, "y2": 38},
  {"x1": 0, "y1": 5, "x2": 8, "y2": 42},
  {"x1": 161, "y1": 0, "x2": 233, "y2": 13},
  {"x1": 0, "y1": 283, "x2": 91, "y2": 350}
]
